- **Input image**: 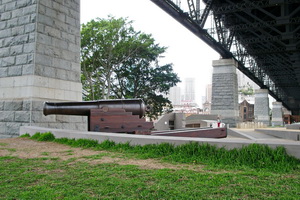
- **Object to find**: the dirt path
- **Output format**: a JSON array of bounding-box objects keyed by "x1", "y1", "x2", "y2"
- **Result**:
[{"x1": 0, "y1": 137, "x2": 203, "y2": 171}]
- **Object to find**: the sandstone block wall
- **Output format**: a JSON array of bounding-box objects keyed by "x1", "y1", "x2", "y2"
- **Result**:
[
  {"x1": 211, "y1": 59, "x2": 239, "y2": 127},
  {"x1": 0, "y1": 0, "x2": 86, "y2": 137},
  {"x1": 272, "y1": 102, "x2": 283, "y2": 126},
  {"x1": 254, "y1": 89, "x2": 270, "y2": 126}
]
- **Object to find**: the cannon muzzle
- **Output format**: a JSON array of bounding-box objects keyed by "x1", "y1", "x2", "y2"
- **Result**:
[{"x1": 43, "y1": 99, "x2": 147, "y2": 118}]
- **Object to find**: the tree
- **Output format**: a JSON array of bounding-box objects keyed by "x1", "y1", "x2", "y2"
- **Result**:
[{"x1": 81, "y1": 16, "x2": 180, "y2": 119}]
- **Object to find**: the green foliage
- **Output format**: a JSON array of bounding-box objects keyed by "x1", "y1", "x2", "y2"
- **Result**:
[
  {"x1": 20, "y1": 133, "x2": 30, "y2": 138},
  {"x1": 81, "y1": 16, "x2": 180, "y2": 119},
  {"x1": 30, "y1": 132, "x2": 41, "y2": 140},
  {"x1": 239, "y1": 86, "x2": 254, "y2": 95},
  {"x1": 30, "y1": 132, "x2": 55, "y2": 142}
]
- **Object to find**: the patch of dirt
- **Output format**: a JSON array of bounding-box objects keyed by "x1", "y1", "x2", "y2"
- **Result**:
[{"x1": 0, "y1": 138, "x2": 204, "y2": 171}]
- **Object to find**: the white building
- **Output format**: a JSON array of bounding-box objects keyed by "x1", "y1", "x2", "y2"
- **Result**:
[
  {"x1": 184, "y1": 78, "x2": 196, "y2": 103},
  {"x1": 168, "y1": 86, "x2": 181, "y2": 105}
]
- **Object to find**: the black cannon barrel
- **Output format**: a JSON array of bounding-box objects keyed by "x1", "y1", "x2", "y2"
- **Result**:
[{"x1": 43, "y1": 99, "x2": 147, "y2": 118}]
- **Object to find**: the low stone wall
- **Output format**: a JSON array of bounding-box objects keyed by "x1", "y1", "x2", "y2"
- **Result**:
[
  {"x1": 236, "y1": 122, "x2": 267, "y2": 129},
  {"x1": 286, "y1": 124, "x2": 300, "y2": 130},
  {"x1": 19, "y1": 126, "x2": 300, "y2": 159}
]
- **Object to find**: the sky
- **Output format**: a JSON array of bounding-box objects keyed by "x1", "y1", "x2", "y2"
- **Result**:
[{"x1": 80, "y1": 0, "x2": 220, "y2": 106}]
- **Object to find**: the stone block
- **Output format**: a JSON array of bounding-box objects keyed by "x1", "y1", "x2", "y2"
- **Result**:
[
  {"x1": 16, "y1": 54, "x2": 28, "y2": 65},
  {"x1": 0, "y1": 102, "x2": 4, "y2": 110},
  {"x1": 31, "y1": 100, "x2": 45, "y2": 111},
  {"x1": 22, "y1": 64, "x2": 35, "y2": 75},
  {"x1": 7, "y1": 17, "x2": 19, "y2": 29},
  {"x1": 0, "y1": 111, "x2": 14, "y2": 121},
  {"x1": 31, "y1": 111, "x2": 56, "y2": 123},
  {"x1": 15, "y1": 111, "x2": 30, "y2": 122},
  {"x1": 30, "y1": 13, "x2": 36, "y2": 23},
  {"x1": 0, "y1": 21, "x2": 7, "y2": 29},
  {"x1": 1, "y1": 12, "x2": 12, "y2": 21},
  {"x1": 0, "y1": 123, "x2": 7, "y2": 134},
  {"x1": 23, "y1": 5, "x2": 37, "y2": 15},
  {"x1": 5, "y1": 1, "x2": 16, "y2": 12},
  {"x1": 16, "y1": 0, "x2": 32, "y2": 9},
  {"x1": 25, "y1": 23, "x2": 35, "y2": 33},
  {"x1": 19, "y1": 15, "x2": 31, "y2": 25},
  {"x1": 0, "y1": 29, "x2": 12, "y2": 39},
  {"x1": 12, "y1": 8, "x2": 23, "y2": 18},
  {"x1": 52, "y1": 37, "x2": 68, "y2": 50},
  {"x1": 43, "y1": 66, "x2": 56, "y2": 78},
  {"x1": 6, "y1": 122, "x2": 21, "y2": 135},
  {"x1": 2, "y1": 56, "x2": 15, "y2": 66},
  {"x1": 62, "y1": 31, "x2": 75, "y2": 43},
  {"x1": 53, "y1": 58, "x2": 71, "y2": 71},
  {"x1": 0, "y1": 67, "x2": 8, "y2": 77},
  {"x1": 11, "y1": 34, "x2": 29, "y2": 45},
  {"x1": 38, "y1": 14, "x2": 54, "y2": 27},
  {"x1": 23, "y1": 43, "x2": 35, "y2": 53},
  {"x1": 4, "y1": 101, "x2": 23, "y2": 111},
  {"x1": 56, "y1": 115, "x2": 87, "y2": 123},
  {"x1": 8, "y1": 65, "x2": 22, "y2": 76},
  {"x1": 35, "y1": 53, "x2": 53, "y2": 66},
  {"x1": 0, "y1": 47, "x2": 10, "y2": 57},
  {"x1": 22, "y1": 100, "x2": 31, "y2": 111},
  {"x1": 10, "y1": 45, "x2": 23, "y2": 56}
]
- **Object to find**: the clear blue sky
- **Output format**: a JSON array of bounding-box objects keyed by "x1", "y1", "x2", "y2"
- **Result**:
[{"x1": 80, "y1": 0, "x2": 220, "y2": 105}]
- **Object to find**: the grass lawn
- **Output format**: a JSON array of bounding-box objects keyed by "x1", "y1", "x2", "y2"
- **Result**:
[{"x1": 0, "y1": 132, "x2": 299, "y2": 199}]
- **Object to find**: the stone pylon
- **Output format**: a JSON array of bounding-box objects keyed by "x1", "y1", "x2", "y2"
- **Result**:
[
  {"x1": 272, "y1": 102, "x2": 283, "y2": 126},
  {"x1": 254, "y1": 89, "x2": 270, "y2": 126},
  {"x1": 0, "y1": 0, "x2": 86, "y2": 137},
  {"x1": 211, "y1": 59, "x2": 239, "y2": 127}
]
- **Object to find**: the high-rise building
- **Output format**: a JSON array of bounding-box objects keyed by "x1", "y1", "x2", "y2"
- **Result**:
[
  {"x1": 202, "y1": 84, "x2": 212, "y2": 114},
  {"x1": 205, "y1": 84, "x2": 212, "y2": 103},
  {"x1": 168, "y1": 86, "x2": 181, "y2": 105},
  {"x1": 184, "y1": 78, "x2": 195, "y2": 103}
]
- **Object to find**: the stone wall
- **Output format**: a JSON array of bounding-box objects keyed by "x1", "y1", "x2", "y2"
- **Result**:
[
  {"x1": 271, "y1": 102, "x2": 283, "y2": 126},
  {"x1": 254, "y1": 89, "x2": 270, "y2": 126},
  {"x1": 0, "y1": 0, "x2": 86, "y2": 137},
  {"x1": 211, "y1": 59, "x2": 239, "y2": 127}
]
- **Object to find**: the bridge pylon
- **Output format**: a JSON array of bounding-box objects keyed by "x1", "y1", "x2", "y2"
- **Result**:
[{"x1": 211, "y1": 58, "x2": 240, "y2": 127}]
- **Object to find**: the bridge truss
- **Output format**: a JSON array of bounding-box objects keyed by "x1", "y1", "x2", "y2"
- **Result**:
[{"x1": 150, "y1": 0, "x2": 300, "y2": 114}]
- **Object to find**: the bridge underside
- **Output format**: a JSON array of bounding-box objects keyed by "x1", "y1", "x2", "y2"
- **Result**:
[{"x1": 151, "y1": 0, "x2": 300, "y2": 114}]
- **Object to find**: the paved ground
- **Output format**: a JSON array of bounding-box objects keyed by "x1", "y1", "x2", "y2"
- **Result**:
[{"x1": 229, "y1": 128, "x2": 283, "y2": 140}]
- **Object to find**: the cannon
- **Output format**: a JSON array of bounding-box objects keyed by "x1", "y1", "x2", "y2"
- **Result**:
[
  {"x1": 43, "y1": 99, "x2": 153, "y2": 133},
  {"x1": 43, "y1": 99, "x2": 147, "y2": 118}
]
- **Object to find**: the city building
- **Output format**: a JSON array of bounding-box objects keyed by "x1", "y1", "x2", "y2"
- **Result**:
[
  {"x1": 202, "y1": 84, "x2": 212, "y2": 114},
  {"x1": 168, "y1": 86, "x2": 181, "y2": 106},
  {"x1": 239, "y1": 100, "x2": 254, "y2": 122},
  {"x1": 184, "y1": 78, "x2": 195, "y2": 103}
]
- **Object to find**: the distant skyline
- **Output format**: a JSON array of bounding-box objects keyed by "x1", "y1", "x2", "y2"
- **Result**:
[{"x1": 80, "y1": 0, "x2": 220, "y2": 106}]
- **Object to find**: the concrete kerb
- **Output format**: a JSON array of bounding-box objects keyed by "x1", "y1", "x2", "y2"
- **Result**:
[
  {"x1": 255, "y1": 128, "x2": 300, "y2": 141},
  {"x1": 19, "y1": 126, "x2": 300, "y2": 159}
]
